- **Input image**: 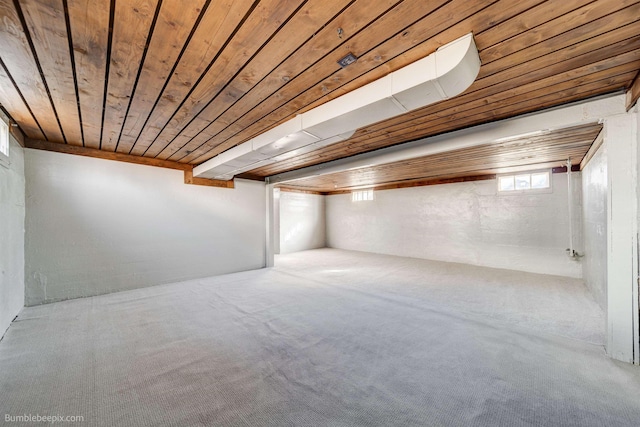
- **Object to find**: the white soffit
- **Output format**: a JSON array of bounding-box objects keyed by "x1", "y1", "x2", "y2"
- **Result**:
[{"x1": 194, "y1": 33, "x2": 481, "y2": 180}]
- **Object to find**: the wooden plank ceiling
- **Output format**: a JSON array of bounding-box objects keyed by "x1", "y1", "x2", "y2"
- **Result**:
[
  {"x1": 0, "y1": 0, "x2": 638, "y2": 186},
  {"x1": 277, "y1": 123, "x2": 603, "y2": 193}
]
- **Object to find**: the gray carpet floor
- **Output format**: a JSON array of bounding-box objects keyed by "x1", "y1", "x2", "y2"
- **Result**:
[{"x1": 1, "y1": 249, "x2": 639, "y2": 426}]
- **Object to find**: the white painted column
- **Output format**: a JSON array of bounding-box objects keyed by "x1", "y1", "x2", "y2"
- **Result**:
[
  {"x1": 605, "y1": 110, "x2": 639, "y2": 363},
  {"x1": 273, "y1": 188, "x2": 281, "y2": 255},
  {"x1": 265, "y1": 183, "x2": 276, "y2": 267}
]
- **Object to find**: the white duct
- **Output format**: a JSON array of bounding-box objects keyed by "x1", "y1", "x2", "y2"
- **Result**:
[{"x1": 194, "y1": 33, "x2": 481, "y2": 180}]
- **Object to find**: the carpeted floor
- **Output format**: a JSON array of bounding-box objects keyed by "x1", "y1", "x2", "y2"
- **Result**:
[{"x1": 1, "y1": 249, "x2": 638, "y2": 426}]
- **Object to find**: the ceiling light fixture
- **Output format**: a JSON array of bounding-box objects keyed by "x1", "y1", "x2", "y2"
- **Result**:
[{"x1": 194, "y1": 33, "x2": 481, "y2": 180}]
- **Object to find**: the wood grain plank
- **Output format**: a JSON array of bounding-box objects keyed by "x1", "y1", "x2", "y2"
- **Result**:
[
  {"x1": 20, "y1": 0, "x2": 83, "y2": 145},
  {"x1": 478, "y1": 1, "x2": 640, "y2": 79},
  {"x1": 284, "y1": 124, "x2": 601, "y2": 192},
  {"x1": 125, "y1": 0, "x2": 258, "y2": 158},
  {"x1": 626, "y1": 70, "x2": 640, "y2": 109},
  {"x1": 180, "y1": 0, "x2": 489, "y2": 164},
  {"x1": 256, "y1": 3, "x2": 640, "y2": 173},
  {"x1": 0, "y1": 0, "x2": 64, "y2": 142},
  {"x1": 343, "y1": 60, "x2": 640, "y2": 155},
  {"x1": 475, "y1": 0, "x2": 589, "y2": 49},
  {"x1": 161, "y1": 0, "x2": 405, "y2": 161},
  {"x1": 153, "y1": 0, "x2": 364, "y2": 160},
  {"x1": 100, "y1": 0, "x2": 157, "y2": 151},
  {"x1": 183, "y1": 170, "x2": 234, "y2": 188},
  {"x1": 249, "y1": 31, "x2": 640, "y2": 176},
  {"x1": 115, "y1": 0, "x2": 207, "y2": 154},
  {"x1": 0, "y1": 60, "x2": 44, "y2": 139},
  {"x1": 168, "y1": 0, "x2": 506, "y2": 162},
  {"x1": 130, "y1": 0, "x2": 304, "y2": 156},
  {"x1": 24, "y1": 137, "x2": 192, "y2": 170},
  {"x1": 67, "y1": 0, "x2": 110, "y2": 148},
  {"x1": 250, "y1": 75, "x2": 627, "y2": 177}
]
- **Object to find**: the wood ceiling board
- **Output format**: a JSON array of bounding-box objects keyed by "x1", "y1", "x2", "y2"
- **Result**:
[
  {"x1": 159, "y1": 0, "x2": 405, "y2": 162},
  {"x1": 249, "y1": 74, "x2": 628, "y2": 176},
  {"x1": 0, "y1": 60, "x2": 44, "y2": 139},
  {"x1": 195, "y1": 2, "x2": 637, "y2": 169},
  {"x1": 0, "y1": 0, "x2": 638, "y2": 175},
  {"x1": 181, "y1": 0, "x2": 491, "y2": 165},
  {"x1": 248, "y1": 28, "x2": 640, "y2": 176},
  {"x1": 478, "y1": 0, "x2": 628, "y2": 64},
  {"x1": 20, "y1": 0, "x2": 83, "y2": 146},
  {"x1": 0, "y1": 0, "x2": 64, "y2": 142},
  {"x1": 100, "y1": 0, "x2": 158, "y2": 151},
  {"x1": 66, "y1": 0, "x2": 110, "y2": 148},
  {"x1": 115, "y1": 0, "x2": 208, "y2": 154},
  {"x1": 122, "y1": 0, "x2": 256, "y2": 156},
  {"x1": 155, "y1": 0, "x2": 374, "y2": 161},
  {"x1": 477, "y1": 1, "x2": 640, "y2": 80},
  {"x1": 626, "y1": 70, "x2": 640, "y2": 109},
  {"x1": 278, "y1": 124, "x2": 601, "y2": 192},
  {"x1": 24, "y1": 137, "x2": 192, "y2": 171},
  {"x1": 131, "y1": 0, "x2": 304, "y2": 157}
]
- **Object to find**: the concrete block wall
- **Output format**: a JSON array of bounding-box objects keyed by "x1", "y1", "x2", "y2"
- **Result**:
[
  {"x1": 24, "y1": 150, "x2": 266, "y2": 305},
  {"x1": 0, "y1": 136, "x2": 25, "y2": 336},
  {"x1": 326, "y1": 173, "x2": 583, "y2": 278}
]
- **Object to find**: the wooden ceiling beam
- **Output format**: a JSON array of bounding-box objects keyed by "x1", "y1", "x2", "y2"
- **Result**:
[
  {"x1": 183, "y1": 169, "x2": 235, "y2": 188},
  {"x1": 24, "y1": 137, "x2": 191, "y2": 171},
  {"x1": 626, "y1": 70, "x2": 640, "y2": 110}
]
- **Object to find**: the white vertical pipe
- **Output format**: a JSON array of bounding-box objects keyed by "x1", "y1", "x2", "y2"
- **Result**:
[{"x1": 567, "y1": 158, "x2": 575, "y2": 257}]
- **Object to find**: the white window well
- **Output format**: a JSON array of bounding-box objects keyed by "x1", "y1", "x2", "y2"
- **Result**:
[
  {"x1": 498, "y1": 170, "x2": 551, "y2": 193},
  {"x1": 352, "y1": 189, "x2": 374, "y2": 202},
  {"x1": 0, "y1": 119, "x2": 9, "y2": 168}
]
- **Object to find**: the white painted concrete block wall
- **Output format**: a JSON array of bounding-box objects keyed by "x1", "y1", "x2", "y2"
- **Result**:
[
  {"x1": 279, "y1": 191, "x2": 325, "y2": 254},
  {"x1": 327, "y1": 173, "x2": 582, "y2": 278},
  {"x1": 24, "y1": 150, "x2": 266, "y2": 305},
  {"x1": 0, "y1": 137, "x2": 25, "y2": 336},
  {"x1": 581, "y1": 141, "x2": 607, "y2": 311}
]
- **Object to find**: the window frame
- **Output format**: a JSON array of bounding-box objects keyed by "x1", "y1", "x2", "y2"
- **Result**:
[
  {"x1": 497, "y1": 169, "x2": 552, "y2": 195},
  {"x1": 351, "y1": 188, "x2": 374, "y2": 202},
  {"x1": 0, "y1": 118, "x2": 9, "y2": 169}
]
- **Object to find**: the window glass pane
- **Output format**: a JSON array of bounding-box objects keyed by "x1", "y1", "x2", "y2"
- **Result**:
[
  {"x1": 353, "y1": 189, "x2": 374, "y2": 201},
  {"x1": 499, "y1": 176, "x2": 514, "y2": 191},
  {"x1": 366, "y1": 189, "x2": 373, "y2": 200},
  {"x1": 515, "y1": 174, "x2": 531, "y2": 190},
  {"x1": 531, "y1": 172, "x2": 550, "y2": 189},
  {"x1": 0, "y1": 120, "x2": 8, "y2": 157}
]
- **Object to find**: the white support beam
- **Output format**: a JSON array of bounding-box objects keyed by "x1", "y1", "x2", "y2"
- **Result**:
[
  {"x1": 269, "y1": 93, "x2": 627, "y2": 184},
  {"x1": 605, "y1": 108, "x2": 639, "y2": 363},
  {"x1": 265, "y1": 183, "x2": 276, "y2": 268}
]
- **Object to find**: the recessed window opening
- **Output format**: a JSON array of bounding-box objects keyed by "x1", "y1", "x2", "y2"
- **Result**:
[
  {"x1": 498, "y1": 170, "x2": 550, "y2": 193},
  {"x1": 0, "y1": 118, "x2": 9, "y2": 168},
  {"x1": 352, "y1": 189, "x2": 374, "y2": 202}
]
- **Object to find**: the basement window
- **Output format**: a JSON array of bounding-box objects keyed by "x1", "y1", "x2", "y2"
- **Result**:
[
  {"x1": 498, "y1": 170, "x2": 550, "y2": 193},
  {"x1": 0, "y1": 119, "x2": 9, "y2": 168},
  {"x1": 352, "y1": 189, "x2": 374, "y2": 202}
]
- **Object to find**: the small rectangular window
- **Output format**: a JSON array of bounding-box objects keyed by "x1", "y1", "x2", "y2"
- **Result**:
[
  {"x1": 498, "y1": 170, "x2": 550, "y2": 193},
  {"x1": 498, "y1": 176, "x2": 514, "y2": 191},
  {"x1": 531, "y1": 172, "x2": 550, "y2": 189},
  {"x1": 352, "y1": 189, "x2": 374, "y2": 202},
  {"x1": 514, "y1": 174, "x2": 530, "y2": 190},
  {"x1": 0, "y1": 119, "x2": 9, "y2": 168}
]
